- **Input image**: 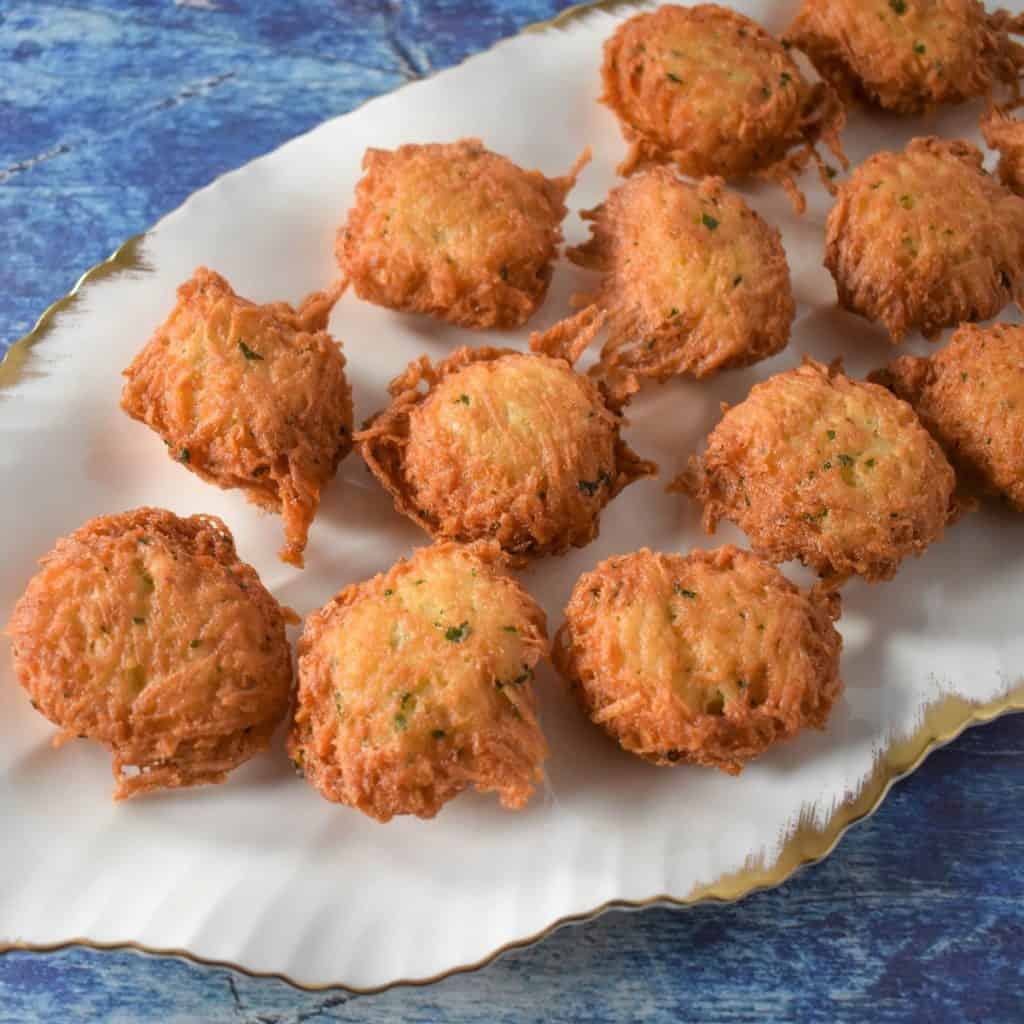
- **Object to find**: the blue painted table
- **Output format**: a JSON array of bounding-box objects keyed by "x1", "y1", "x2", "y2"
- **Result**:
[{"x1": 2, "y1": 3, "x2": 1023, "y2": 1021}]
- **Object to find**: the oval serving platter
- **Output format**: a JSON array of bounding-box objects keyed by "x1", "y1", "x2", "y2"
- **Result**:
[{"x1": 2, "y1": 0, "x2": 1024, "y2": 992}]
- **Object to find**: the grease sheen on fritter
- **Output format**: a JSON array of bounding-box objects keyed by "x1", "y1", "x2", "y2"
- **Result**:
[
  {"x1": 121, "y1": 268, "x2": 353, "y2": 568},
  {"x1": 6, "y1": 509, "x2": 294, "y2": 800},
  {"x1": 336, "y1": 138, "x2": 588, "y2": 329},
  {"x1": 786, "y1": 0, "x2": 1024, "y2": 114},
  {"x1": 566, "y1": 170, "x2": 793, "y2": 390},
  {"x1": 676, "y1": 359, "x2": 957, "y2": 583},
  {"x1": 874, "y1": 321, "x2": 1024, "y2": 509},
  {"x1": 288, "y1": 542, "x2": 549, "y2": 822},
  {"x1": 600, "y1": 4, "x2": 846, "y2": 211},
  {"x1": 357, "y1": 335, "x2": 656, "y2": 558},
  {"x1": 824, "y1": 137, "x2": 1024, "y2": 342},
  {"x1": 554, "y1": 546, "x2": 843, "y2": 774}
]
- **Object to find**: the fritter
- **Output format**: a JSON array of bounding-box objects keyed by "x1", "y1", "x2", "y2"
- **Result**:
[
  {"x1": 983, "y1": 105, "x2": 1024, "y2": 196},
  {"x1": 599, "y1": 3, "x2": 846, "y2": 212},
  {"x1": 565, "y1": 169, "x2": 794, "y2": 393},
  {"x1": 824, "y1": 137, "x2": 1024, "y2": 342},
  {"x1": 873, "y1": 321, "x2": 1024, "y2": 508},
  {"x1": 121, "y1": 267, "x2": 353, "y2": 569},
  {"x1": 6, "y1": 508, "x2": 294, "y2": 800},
  {"x1": 786, "y1": 0, "x2": 1024, "y2": 114},
  {"x1": 288, "y1": 542, "x2": 549, "y2": 822},
  {"x1": 357, "y1": 323, "x2": 656, "y2": 558},
  {"x1": 675, "y1": 358, "x2": 958, "y2": 584},
  {"x1": 336, "y1": 138, "x2": 589, "y2": 329},
  {"x1": 554, "y1": 546, "x2": 843, "y2": 774}
]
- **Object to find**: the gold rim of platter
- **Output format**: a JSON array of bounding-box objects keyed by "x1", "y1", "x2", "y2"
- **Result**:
[{"x1": 2, "y1": 0, "x2": 1023, "y2": 995}]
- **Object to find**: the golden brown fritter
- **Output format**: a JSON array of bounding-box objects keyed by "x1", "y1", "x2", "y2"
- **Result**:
[
  {"x1": 288, "y1": 542, "x2": 549, "y2": 822},
  {"x1": 554, "y1": 546, "x2": 843, "y2": 774},
  {"x1": 824, "y1": 137, "x2": 1024, "y2": 342},
  {"x1": 599, "y1": 4, "x2": 846, "y2": 212},
  {"x1": 336, "y1": 138, "x2": 589, "y2": 329},
  {"x1": 873, "y1": 321, "x2": 1024, "y2": 508},
  {"x1": 121, "y1": 268, "x2": 353, "y2": 569},
  {"x1": 983, "y1": 105, "x2": 1024, "y2": 196},
  {"x1": 786, "y1": 0, "x2": 1024, "y2": 114},
  {"x1": 357, "y1": 323, "x2": 656, "y2": 558},
  {"x1": 565, "y1": 170, "x2": 793, "y2": 393},
  {"x1": 6, "y1": 508, "x2": 294, "y2": 800},
  {"x1": 674, "y1": 358, "x2": 958, "y2": 584}
]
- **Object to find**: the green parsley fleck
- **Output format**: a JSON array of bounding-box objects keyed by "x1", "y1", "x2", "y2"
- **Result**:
[
  {"x1": 455, "y1": 394, "x2": 470, "y2": 405},
  {"x1": 803, "y1": 508, "x2": 829, "y2": 523},
  {"x1": 578, "y1": 470, "x2": 611, "y2": 496},
  {"x1": 865, "y1": 458, "x2": 876, "y2": 469},
  {"x1": 899, "y1": 194, "x2": 914, "y2": 210},
  {"x1": 189, "y1": 639, "x2": 201, "y2": 649},
  {"x1": 762, "y1": 84, "x2": 771, "y2": 99},
  {"x1": 838, "y1": 453, "x2": 855, "y2": 468},
  {"x1": 414, "y1": 579, "x2": 425, "y2": 586},
  {"x1": 733, "y1": 274, "x2": 743, "y2": 287},
  {"x1": 673, "y1": 583, "x2": 697, "y2": 599},
  {"x1": 431, "y1": 729, "x2": 446, "y2": 740},
  {"x1": 823, "y1": 460, "x2": 833, "y2": 470},
  {"x1": 178, "y1": 447, "x2": 190, "y2": 463},
  {"x1": 825, "y1": 165, "x2": 838, "y2": 179},
  {"x1": 499, "y1": 265, "x2": 509, "y2": 282},
  {"x1": 890, "y1": 0, "x2": 906, "y2": 13},
  {"x1": 779, "y1": 72, "x2": 792, "y2": 86},
  {"x1": 394, "y1": 713, "x2": 408, "y2": 732},
  {"x1": 961, "y1": 372, "x2": 969, "y2": 382},
  {"x1": 502, "y1": 625, "x2": 518, "y2": 633},
  {"x1": 666, "y1": 72, "x2": 682, "y2": 84},
  {"x1": 238, "y1": 340, "x2": 264, "y2": 361},
  {"x1": 668, "y1": 307, "x2": 679, "y2": 318},
  {"x1": 132, "y1": 616, "x2": 145, "y2": 625},
  {"x1": 445, "y1": 621, "x2": 471, "y2": 643},
  {"x1": 701, "y1": 213, "x2": 719, "y2": 231},
  {"x1": 384, "y1": 588, "x2": 393, "y2": 597},
  {"x1": 914, "y1": 41, "x2": 926, "y2": 54},
  {"x1": 827, "y1": 429, "x2": 836, "y2": 440}
]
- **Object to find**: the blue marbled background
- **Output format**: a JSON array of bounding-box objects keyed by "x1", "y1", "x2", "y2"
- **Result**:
[{"x1": 2, "y1": 2, "x2": 1024, "y2": 1021}]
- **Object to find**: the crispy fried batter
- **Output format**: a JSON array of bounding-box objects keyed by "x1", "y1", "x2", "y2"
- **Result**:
[
  {"x1": 873, "y1": 321, "x2": 1024, "y2": 508},
  {"x1": 287, "y1": 542, "x2": 549, "y2": 822},
  {"x1": 121, "y1": 268, "x2": 353, "y2": 568},
  {"x1": 824, "y1": 137, "x2": 1024, "y2": 342},
  {"x1": 6, "y1": 509, "x2": 294, "y2": 800},
  {"x1": 599, "y1": 4, "x2": 846, "y2": 212},
  {"x1": 357, "y1": 331, "x2": 656, "y2": 558},
  {"x1": 674, "y1": 358, "x2": 957, "y2": 584},
  {"x1": 565, "y1": 170, "x2": 793, "y2": 394},
  {"x1": 983, "y1": 104, "x2": 1024, "y2": 196},
  {"x1": 336, "y1": 139, "x2": 589, "y2": 329},
  {"x1": 554, "y1": 546, "x2": 843, "y2": 774},
  {"x1": 786, "y1": 0, "x2": 1024, "y2": 114}
]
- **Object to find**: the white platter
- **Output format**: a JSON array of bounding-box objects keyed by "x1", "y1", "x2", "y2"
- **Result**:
[{"x1": 2, "y1": 0, "x2": 1023, "y2": 991}]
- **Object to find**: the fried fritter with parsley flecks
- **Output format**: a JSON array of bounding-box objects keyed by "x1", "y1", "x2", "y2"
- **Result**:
[
  {"x1": 6, "y1": 509, "x2": 294, "y2": 800},
  {"x1": 288, "y1": 542, "x2": 549, "y2": 822},
  {"x1": 121, "y1": 268, "x2": 353, "y2": 568},
  {"x1": 674, "y1": 358, "x2": 958, "y2": 584},
  {"x1": 554, "y1": 546, "x2": 843, "y2": 774}
]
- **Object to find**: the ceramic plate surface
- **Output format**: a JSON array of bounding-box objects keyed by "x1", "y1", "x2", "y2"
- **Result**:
[{"x1": 3, "y1": 0, "x2": 1024, "y2": 991}]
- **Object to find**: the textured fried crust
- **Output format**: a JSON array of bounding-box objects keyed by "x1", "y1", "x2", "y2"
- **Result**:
[
  {"x1": 675, "y1": 358, "x2": 957, "y2": 584},
  {"x1": 554, "y1": 546, "x2": 843, "y2": 774},
  {"x1": 287, "y1": 542, "x2": 549, "y2": 822},
  {"x1": 600, "y1": 4, "x2": 846, "y2": 212},
  {"x1": 356, "y1": 338, "x2": 657, "y2": 558},
  {"x1": 824, "y1": 137, "x2": 1024, "y2": 342},
  {"x1": 6, "y1": 509, "x2": 294, "y2": 800},
  {"x1": 873, "y1": 322, "x2": 1024, "y2": 509},
  {"x1": 336, "y1": 139, "x2": 589, "y2": 329},
  {"x1": 566, "y1": 170, "x2": 794, "y2": 392},
  {"x1": 786, "y1": 0, "x2": 1024, "y2": 114},
  {"x1": 121, "y1": 268, "x2": 353, "y2": 568},
  {"x1": 983, "y1": 105, "x2": 1024, "y2": 196}
]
